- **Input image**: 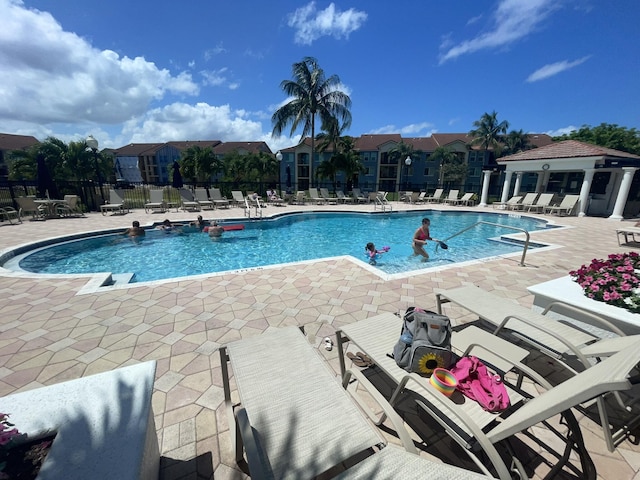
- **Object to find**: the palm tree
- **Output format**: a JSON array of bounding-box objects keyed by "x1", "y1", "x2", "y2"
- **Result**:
[
  {"x1": 468, "y1": 111, "x2": 509, "y2": 161},
  {"x1": 180, "y1": 145, "x2": 222, "y2": 185},
  {"x1": 331, "y1": 136, "x2": 364, "y2": 190},
  {"x1": 272, "y1": 57, "x2": 352, "y2": 184},
  {"x1": 501, "y1": 129, "x2": 533, "y2": 156},
  {"x1": 430, "y1": 147, "x2": 460, "y2": 186}
]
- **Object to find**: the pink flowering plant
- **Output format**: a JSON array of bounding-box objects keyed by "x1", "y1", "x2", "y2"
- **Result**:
[{"x1": 569, "y1": 252, "x2": 640, "y2": 314}]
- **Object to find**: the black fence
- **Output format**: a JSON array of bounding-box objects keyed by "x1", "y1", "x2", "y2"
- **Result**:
[{"x1": 0, "y1": 179, "x2": 503, "y2": 213}]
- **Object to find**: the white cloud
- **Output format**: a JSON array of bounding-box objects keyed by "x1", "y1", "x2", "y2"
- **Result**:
[
  {"x1": 204, "y1": 42, "x2": 227, "y2": 61},
  {"x1": 287, "y1": 2, "x2": 367, "y2": 45},
  {"x1": 439, "y1": 0, "x2": 557, "y2": 64},
  {"x1": 526, "y1": 56, "x2": 590, "y2": 82},
  {"x1": 545, "y1": 125, "x2": 579, "y2": 137},
  {"x1": 200, "y1": 68, "x2": 230, "y2": 87},
  {"x1": 367, "y1": 122, "x2": 435, "y2": 136},
  {"x1": 0, "y1": 0, "x2": 199, "y2": 125}
]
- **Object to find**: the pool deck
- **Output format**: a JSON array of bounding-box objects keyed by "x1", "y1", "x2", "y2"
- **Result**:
[{"x1": 1, "y1": 201, "x2": 639, "y2": 479}]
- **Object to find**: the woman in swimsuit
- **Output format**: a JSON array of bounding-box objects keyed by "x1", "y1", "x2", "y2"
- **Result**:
[{"x1": 412, "y1": 217, "x2": 437, "y2": 260}]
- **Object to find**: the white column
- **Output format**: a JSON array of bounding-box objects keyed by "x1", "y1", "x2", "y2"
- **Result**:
[
  {"x1": 577, "y1": 169, "x2": 596, "y2": 217},
  {"x1": 500, "y1": 171, "x2": 513, "y2": 204},
  {"x1": 609, "y1": 167, "x2": 638, "y2": 220},
  {"x1": 479, "y1": 170, "x2": 491, "y2": 207},
  {"x1": 535, "y1": 172, "x2": 545, "y2": 192},
  {"x1": 513, "y1": 172, "x2": 523, "y2": 196}
]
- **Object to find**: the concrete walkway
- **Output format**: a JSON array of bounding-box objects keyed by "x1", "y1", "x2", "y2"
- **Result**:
[{"x1": 1, "y1": 201, "x2": 639, "y2": 479}]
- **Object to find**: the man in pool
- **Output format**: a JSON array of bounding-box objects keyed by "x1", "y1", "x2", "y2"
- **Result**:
[
  {"x1": 123, "y1": 220, "x2": 145, "y2": 237},
  {"x1": 208, "y1": 221, "x2": 224, "y2": 238},
  {"x1": 412, "y1": 217, "x2": 439, "y2": 261}
]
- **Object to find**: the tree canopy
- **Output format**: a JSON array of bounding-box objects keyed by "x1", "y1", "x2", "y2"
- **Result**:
[{"x1": 552, "y1": 123, "x2": 640, "y2": 155}]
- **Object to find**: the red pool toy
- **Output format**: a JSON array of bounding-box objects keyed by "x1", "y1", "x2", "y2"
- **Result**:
[{"x1": 222, "y1": 224, "x2": 245, "y2": 231}]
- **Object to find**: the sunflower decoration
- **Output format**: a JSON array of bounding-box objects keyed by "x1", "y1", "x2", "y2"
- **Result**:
[{"x1": 417, "y1": 352, "x2": 445, "y2": 376}]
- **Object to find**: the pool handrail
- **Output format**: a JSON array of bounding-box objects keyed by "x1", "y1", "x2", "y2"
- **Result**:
[{"x1": 437, "y1": 221, "x2": 531, "y2": 266}]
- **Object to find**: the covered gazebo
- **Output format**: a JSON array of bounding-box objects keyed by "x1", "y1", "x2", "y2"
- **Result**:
[{"x1": 477, "y1": 140, "x2": 640, "y2": 219}]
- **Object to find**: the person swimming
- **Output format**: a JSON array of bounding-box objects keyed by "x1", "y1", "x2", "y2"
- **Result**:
[{"x1": 365, "y1": 242, "x2": 389, "y2": 265}]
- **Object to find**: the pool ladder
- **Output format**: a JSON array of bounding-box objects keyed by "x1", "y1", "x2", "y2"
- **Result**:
[
  {"x1": 374, "y1": 192, "x2": 392, "y2": 213},
  {"x1": 436, "y1": 221, "x2": 531, "y2": 266},
  {"x1": 244, "y1": 198, "x2": 263, "y2": 219}
]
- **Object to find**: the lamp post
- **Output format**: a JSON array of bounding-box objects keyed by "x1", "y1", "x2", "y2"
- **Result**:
[
  {"x1": 438, "y1": 160, "x2": 444, "y2": 188},
  {"x1": 276, "y1": 151, "x2": 283, "y2": 195},
  {"x1": 404, "y1": 156, "x2": 412, "y2": 191},
  {"x1": 86, "y1": 135, "x2": 104, "y2": 210}
]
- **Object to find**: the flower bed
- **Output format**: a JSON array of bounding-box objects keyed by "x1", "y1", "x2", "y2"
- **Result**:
[{"x1": 569, "y1": 252, "x2": 640, "y2": 314}]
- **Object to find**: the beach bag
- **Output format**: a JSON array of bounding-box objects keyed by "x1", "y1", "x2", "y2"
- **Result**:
[
  {"x1": 392, "y1": 307, "x2": 454, "y2": 376},
  {"x1": 450, "y1": 356, "x2": 510, "y2": 412}
]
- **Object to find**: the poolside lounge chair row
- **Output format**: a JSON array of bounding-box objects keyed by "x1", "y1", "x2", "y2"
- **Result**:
[{"x1": 494, "y1": 193, "x2": 580, "y2": 215}]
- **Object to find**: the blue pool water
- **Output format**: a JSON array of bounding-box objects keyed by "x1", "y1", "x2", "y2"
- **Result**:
[{"x1": 14, "y1": 211, "x2": 550, "y2": 283}]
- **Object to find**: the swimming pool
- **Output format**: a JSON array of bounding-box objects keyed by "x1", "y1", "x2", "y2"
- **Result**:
[{"x1": 5, "y1": 211, "x2": 552, "y2": 284}]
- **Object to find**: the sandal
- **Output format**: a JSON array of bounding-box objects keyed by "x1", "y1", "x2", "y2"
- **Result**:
[
  {"x1": 347, "y1": 352, "x2": 369, "y2": 368},
  {"x1": 323, "y1": 337, "x2": 334, "y2": 351},
  {"x1": 356, "y1": 352, "x2": 374, "y2": 366}
]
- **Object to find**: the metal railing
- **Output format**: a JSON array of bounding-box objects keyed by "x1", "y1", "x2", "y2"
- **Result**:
[{"x1": 436, "y1": 221, "x2": 531, "y2": 266}]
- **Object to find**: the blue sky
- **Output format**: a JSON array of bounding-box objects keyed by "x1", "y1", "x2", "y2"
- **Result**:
[{"x1": 1, "y1": 0, "x2": 638, "y2": 152}]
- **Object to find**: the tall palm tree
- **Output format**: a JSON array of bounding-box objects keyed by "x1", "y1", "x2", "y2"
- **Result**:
[
  {"x1": 272, "y1": 57, "x2": 352, "y2": 184},
  {"x1": 430, "y1": 146, "x2": 460, "y2": 186},
  {"x1": 468, "y1": 111, "x2": 509, "y2": 161}
]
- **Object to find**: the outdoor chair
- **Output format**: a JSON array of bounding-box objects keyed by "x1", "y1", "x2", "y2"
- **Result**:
[
  {"x1": 194, "y1": 188, "x2": 214, "y2": 210},
  {"x1": 307, "y1": 187, "x2": 325, "y2": 204},
  {"x1": 100, "y1": 189, "x2": 128, "y2": 216},
  {"x1": 525, "y1": 193, "x2": 555, "y2": 213},
  {"x1": 178, "y1": 188, "x2": 200, "y2": 212},
  {"x1": 352, "y1": 188, "x2": 367, "y2": 203},
  {"x1": 449, "y1": 192, "x2": 475, "y2": 206},
  {"x1": 16, "y1": 196, "x2": 46, "y2": 221},
  {"x1": 442, "y1": 189, "x2": 460, "y2": 204},
  {"x1": 493, "y1": 195, "x2": 522, "y2": 210},
  {"x1": 424, "y1": 188, "x2": 444, "y2": 203},
  {"x1": 336, "y1": 312, "x2": 640, "y2": 479},
  {"x1": 0, "y1": 206, "x2": 20, "y2": 224},
  {"x1": 144, "y1": 189, "x2": 166, "y2": 213},
  {"x1": 220, "y1": 326, "x2": 493, "y2": 480},
  {"x1": 616, "y1": 225, "x2": 640, "y2": 245},
  {"x1": 544, "y1": 194, "x2": 580, "y2": 216},
  {"x1": 509, "y1": 192, "x2": 538, "y2": 211},
  {"x1": 56, "y1": 194, "x2": 84, "y2": 217},
  {"x1": 336, "y1": 190, "x2": 354, "y2": 203},
  {"x1": 210, "y1": 188, "x2": 230, "y2": 209},
  {"x1": 319, "y1": 187, "x2": 337, "y2": 204},
  {"x1": 231, "y1": 190, "x2": 246, "y2": 208}
]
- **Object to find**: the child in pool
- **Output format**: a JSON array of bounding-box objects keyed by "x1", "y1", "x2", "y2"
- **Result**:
[{"x1": 365, "y1": 242, "x2": 390, "y2": 265}]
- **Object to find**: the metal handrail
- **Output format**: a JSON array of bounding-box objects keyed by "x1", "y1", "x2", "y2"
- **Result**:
[{"x1": 436, "y1": 221, "x2": 531, "y2": 266}]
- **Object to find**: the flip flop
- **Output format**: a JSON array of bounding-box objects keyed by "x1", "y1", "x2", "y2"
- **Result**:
[
  {"x1": 323, "y1": 337, "x2": 334, "y2": 351},
  {"x1": 347, "y1": 352, "x2": 369, "y2": 368},
  {"x1": 356, "y1": 352, "x2": 374, "y2": 366}
]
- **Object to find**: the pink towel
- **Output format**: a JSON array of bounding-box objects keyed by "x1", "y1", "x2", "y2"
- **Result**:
[{"x1": 450, "y1": 356, "x2": 510, "y2": 412}]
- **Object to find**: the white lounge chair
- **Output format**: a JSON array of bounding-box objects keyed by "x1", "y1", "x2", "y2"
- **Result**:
[
  {"x1": 194, "y1": 188, "x2": 214, "y2": 210},
  {"x1": 352, "y1": 188, "x2": 367, "y2": 203},
  {"x1": 616, "y1": 225, "x2": 640, "y2": 245},
  {"x1": 337, "y1": 312, "x2": 640, "y2": 478},
  {"x1": 179, "y1": 188, "x2": 200, "y2": 212},
  {"x1": 230, "y1": 190, "x2": 245, "y2": 208},
  {"x1": 493, "y1": 195, "x2": 522, "y2": 210},
  {"x1": 144, "y1": 190, "x2": 166, "y2": 213},
  {"x1": 307, "y1": 187, "x2": 325, "y2": 204},
  {"x1": 336, "y1": 190, "x2": 354, "y2": 203},
  {"x1": 220, "y1": 326, "x2": 493, "y2": 480},
  {"x1": 544, "y1": 194, "x2": 580, "y2": 216},
  {"x1": 525, "y1": 193, "x2": 555, "y2": 213},
  {"x1": 210, "y1": 188, "x2": 230, "y2": 209},
  {"x1": 424, "y1": 188, "x2": 443, "y2": 203},
  {"x1": 449, "y1": 192, "x2": 475, "y2": 206},
  {"x1": 510, "y1": 192, "x2": 538, "y2": 211},
  {"x1": 101, "y1": 189, "x2": 128, "y2": 215},
  {"x1": 319, "y1": 188, "x2": 337, "y2": 204},
  {"x1": 443, "y1": 189, "x2": 460, "y2": 205}
]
